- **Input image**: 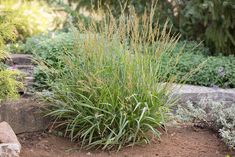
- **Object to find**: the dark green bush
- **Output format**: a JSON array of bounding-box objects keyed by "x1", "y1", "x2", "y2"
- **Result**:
[
  {"x1": 177, "y1": 0, "x2": 235, "y2": 55},
  {"x1": 62, "y1": 0, "x2": 235, "y2": 55}
]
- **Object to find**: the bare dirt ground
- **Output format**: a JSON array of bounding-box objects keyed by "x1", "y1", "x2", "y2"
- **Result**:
[{"x1": 18, "y1": 125, "x2": 235, "y2": 157}]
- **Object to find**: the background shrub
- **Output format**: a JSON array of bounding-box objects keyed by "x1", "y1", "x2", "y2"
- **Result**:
[
  {"x1": 5, "y1": 41, "x2": 25, "y2": 54},
  {"x1": 0, "y1": 11, "x2": 24, "y2": 101},
  {"x1": 0, "y1": 0, "x2": 62, "y2": 41},
  {"x1": 24, "y1": 31, "x2": 74, "y2": 55},
  {"x1": 60, "y1": 0, "x2": 235, "y2": 55},
  {"x1": 177, "y1": 0, "x2": 235, "y2": 55},
  {"x1": 0, "y1": 70, "x2": 24, "y2": 101}
]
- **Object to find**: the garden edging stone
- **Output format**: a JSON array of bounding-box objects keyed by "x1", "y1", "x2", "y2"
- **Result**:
[
  {"x1": 0, "y1": 98, "x2": 49, "y2": 134},
  {"x1": 172, "y1": 84, "x2": 235, "y2": 107}
]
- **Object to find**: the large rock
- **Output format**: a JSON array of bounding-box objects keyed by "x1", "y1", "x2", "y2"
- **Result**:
[
  {"x1": 0, "y1": 98, "x2": 49, "y2": 134},
  {"x1": 0, "y1": 122, "x2": 21, "y2": 157}
]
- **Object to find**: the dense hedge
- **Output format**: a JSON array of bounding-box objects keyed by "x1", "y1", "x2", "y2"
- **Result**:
[{"x1": 25, "y1": 32, "x2": 235, "y2": 88}]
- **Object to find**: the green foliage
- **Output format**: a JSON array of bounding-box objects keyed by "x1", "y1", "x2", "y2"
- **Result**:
[
  {"x1": 0, "y1": 10, "x2": 24, "y2": 101},
  {"x1": 65, "y1": 0, "x2": 235, "y2": 55},
  {"x1": 42, "y1": 10, "x2": 180, "y2": 150},
  {"x1": 0, "y1": 11, "x2": 16, "y2": 56},
  {"x1": 0, "y1": 70, "x2": 24, "y2": 101},
  {"x1": 162, "y1": 42, "x2": 235, "y2": 88},
  {"x1": 0, "y1": 0, "x2": 62, "y2": 41},
  {"x1": 5, "y1": 41, "x2": 25, "y2": 54},
  {"x1": 24, "y1": 31, "x2": 75, "y2": 88},
  {"x1": 178, "y1": 0, "x2": 235, "y2": 55},
  {"x1": 176, "y1": 100, "x2": 235, "y2": 150},
  {"x1": 29, "y1": 30, "x2": 235, "y2": 88},
  {"x1": 25, "y1": 32, "x2": 74, "y2": 55}
]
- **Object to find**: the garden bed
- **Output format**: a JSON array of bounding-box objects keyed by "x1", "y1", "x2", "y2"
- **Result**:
[
  {"x1": 19, "y1": 125, "x2": 235, "y2": 157},
  {"x1": 1, "y1": 1, "x2": 235, "y2": 157}
]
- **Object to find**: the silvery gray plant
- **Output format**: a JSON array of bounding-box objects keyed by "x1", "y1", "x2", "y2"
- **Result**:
[{"x1": 176, "y1": 99, "x2": 235, "y2": 150}]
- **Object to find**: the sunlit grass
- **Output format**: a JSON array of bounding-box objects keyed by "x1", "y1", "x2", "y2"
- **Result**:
[{"x1": 44, "y1": 5, "x2": 187, "y2": 150}]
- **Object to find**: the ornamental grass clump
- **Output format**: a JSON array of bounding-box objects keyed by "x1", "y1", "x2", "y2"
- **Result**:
[{"x1": 45, "y1": 6, "x2": 184, "y2": 150}]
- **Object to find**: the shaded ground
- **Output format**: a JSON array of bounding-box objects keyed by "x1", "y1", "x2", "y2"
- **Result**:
[{"x1": 18, "y1": 125, "x2": 235, "y2": 157}]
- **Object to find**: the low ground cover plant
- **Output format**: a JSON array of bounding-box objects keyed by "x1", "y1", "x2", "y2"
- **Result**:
[
  {"x1": 176, "y1": 100, "x2": 235, "y2": 150},
  {"x1": 40, "y1": 7, "x2": 184, "y2": 150},
  {"x1": 162, "y1": 43, "x2": 235, "y2": 88}
]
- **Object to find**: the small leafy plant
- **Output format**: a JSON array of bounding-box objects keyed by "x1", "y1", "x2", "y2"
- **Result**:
[
  {"x1": 176, "y1": 100, "x2": 235, "y2": 150},
  {"x1": 0, "y1": 70, "x2": 24, "y2": 101},
  {"x1": 26, "y1": 32, "x2": 75, "y2": 89}
]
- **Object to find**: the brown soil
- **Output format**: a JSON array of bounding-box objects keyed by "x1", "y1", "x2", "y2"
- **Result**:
[{"x1": 19, "y1": 125, "x2": 235, "y2": 157}]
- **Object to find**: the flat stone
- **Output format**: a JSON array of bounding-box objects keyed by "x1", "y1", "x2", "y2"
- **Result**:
[
  {"x1": 171, "y1": 84, "x2": 235, "y2": 107},
  {"x1": 0, "y1": 98, "x2": 49, "y2": 134},
  {"x1": 14, "y1": 65, "x2": 34, "y2": 77},
  {"x1": 5, "y1": 54, "x2": 35, "y2": 92},
  {"x1": 0, "y1": 122, "x2": 21, "y2": 157},
  {"x1": 5, "y1": 54, "x2": 33, "y2": 65}
]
